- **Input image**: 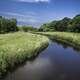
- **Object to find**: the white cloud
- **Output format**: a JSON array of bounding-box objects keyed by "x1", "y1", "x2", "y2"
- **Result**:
[
  {"x1": 0, "y1": 12, "x2": 39, "y2": 23},
  {"x1": 18, "y1": 18, "x2": 37, "y2": 23},
  {"x1": 14, "y1": 0, "x2": 50, "y2": 3},
  {"x1": 0, "y1": 11, "x2": 48, "y2": 27},
  {"x1": 4, "y1": 12, "x2": 36, "y2": 18}
]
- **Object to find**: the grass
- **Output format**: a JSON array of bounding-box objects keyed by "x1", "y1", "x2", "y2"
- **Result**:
[
  {"x1": 36, "y1": 32, "x2": 80, "y2": 49},
  {"x1": 0, "y1": 32, "x2": 49, "y2": 77}
]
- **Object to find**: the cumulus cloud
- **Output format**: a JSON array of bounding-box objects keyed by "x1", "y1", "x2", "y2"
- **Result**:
[{"x1": 14, "y1": 0, "x2": 50, "y2": 3}]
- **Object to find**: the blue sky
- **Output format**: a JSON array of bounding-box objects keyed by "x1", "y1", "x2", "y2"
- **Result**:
[{"x1": 0, "y1": 0, "x2": 80, "y2": 27}]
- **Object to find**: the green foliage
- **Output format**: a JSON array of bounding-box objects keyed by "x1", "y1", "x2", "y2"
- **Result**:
[
  {"x1": 0, "y1": 16, "x2": 18, "y2": 33},
  {"x1": 37, "y1": 32, "x2": 80, "y2": 49},
  {"x1": 39, "y1": 23, "x2": 55, "y2": 32},
  {"x1": 19, "y1": 26, "x2": 38, "y2": 32},
  {"x1": 39, "y1": 14, "x2": 80, "y2": 32},
  {"x1": 72, "y1": 14, "x2": 80, "y2": 32},
  {"x1": 0, "y1": 32, "x2": 48, "y2": 76}
]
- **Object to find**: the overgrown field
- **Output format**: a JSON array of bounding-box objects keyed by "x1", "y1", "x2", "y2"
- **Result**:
[
  {"x1": 36, "y1": 32, "x2": 80, "y2": 49},
  {"x1": 0, "y1": 32, "x2": 48, "y2": 77}
]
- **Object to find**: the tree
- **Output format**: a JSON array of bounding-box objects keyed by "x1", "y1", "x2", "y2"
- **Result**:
[
  {"x1": 72, "y1": 14, "x2": 80, "y2": 32},
  {"x1": 0, "y1": 16, "x2": 2, "y2": 33},
  {"x1": 54, "y1": 17, "x2": 71, "y2": 31},
  {"x1": 39, "y1": 23, "x2": 55, "y2": 32},
  {"x1": 6, "y1": 18, "x2": 18, "y2": 32},
  {"x1": 39, "y1": 17, "x2": 71, "y2": 32},
  {"x1": 39, "y1": 15, "x2": 80, "y2": 32},
  {"x1": 0, "y1": 16, "x2": 18, "y2": 33},
  {"x1": 21, "y1": 26, "x2": 37, "y2": 32}
]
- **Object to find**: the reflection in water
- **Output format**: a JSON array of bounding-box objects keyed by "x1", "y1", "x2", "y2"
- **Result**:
[
  {"x1": 4, "y1": 58, "x2": 54, "y2": 80},
  {"x1": 51, "y1": 38, "x2": 80, "y2": 51},
  {"x1": 2, "y1": 40, "x2": 80, "y2": 80}
]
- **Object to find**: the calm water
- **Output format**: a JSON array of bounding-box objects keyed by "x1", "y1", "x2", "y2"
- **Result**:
[{"x1": 2, "y1": 39, "x2": 80, "y2": 80}]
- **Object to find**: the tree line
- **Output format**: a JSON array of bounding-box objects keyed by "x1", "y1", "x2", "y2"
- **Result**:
[
  {"x1": 39, "y1": 14, "x2": 80, "y2": 32},
  {"x1": 0, "y1": 16, "x2": 38, "y2": 33},
  {"x1": 1, "y1": 14, "x2": 80, "y2": 33},
  {"x1": 18, "y1": 26, "x2": 38, "y2": 32},
  {"x1": 0, "y1": 16, "x2": 18, "y2": 33}
]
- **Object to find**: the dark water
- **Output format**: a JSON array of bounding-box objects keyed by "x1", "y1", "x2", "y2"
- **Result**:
[{"x1": 2, "y1": 39, "x2": 80, "y2": 80}]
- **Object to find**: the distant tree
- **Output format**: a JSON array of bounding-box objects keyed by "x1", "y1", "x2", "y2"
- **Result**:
[
  {"x1": 6, "y1": 18, "x2": 18, "y2": 32},
  {"x1": 21, "y1": 26, "x2": 37, "y2": 32},
  {"x1": 39, "y1": 17, "x2": 71, "y2": 32},
  {"x1": 0, "y1": 17, "x2": 7, "y2": 33},
  {"x1": 72, "y1": 14, "x2": 80, "y2": 32},
  {"x1": 39, "y1": 14, "x2": 80, "y2": 32},
  {"x1": 54, "y1": 17, "x2": 71, "y2": 31},
  {"x1": 49, "y1": 21, "x2": 57, "y2": 30},
  {"x1": 39, "y1": 24, "x2": 47, "y2": 31},
  {"x1": 0, "y1": 16, "x2": 18, "y2": 33},
  {"x1": 0, "y1": 16, "x2": 2, "y2": 33},
  {"x1": 39, "y1": 23, "x2": 55, "y2": 32}
]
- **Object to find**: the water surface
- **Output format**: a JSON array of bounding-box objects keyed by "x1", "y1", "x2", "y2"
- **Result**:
[{"x1": 2, "y1": 39, "x2": 80, "y2": 80}]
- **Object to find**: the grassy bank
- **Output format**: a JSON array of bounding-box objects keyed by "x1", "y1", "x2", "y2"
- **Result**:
[
  {"x1": 36, "y1": 32, "x2": 80, "y2": 50},
  {"x1": 0, "y1": 32, "x2": 48, "y2": 77}
]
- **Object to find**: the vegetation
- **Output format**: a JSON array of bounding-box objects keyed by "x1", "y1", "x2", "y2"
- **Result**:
[
  {"x1": 18, "y1": 26, "x2": 38, "y2": 32},
  {"x1": 38, "y1": 14, "x2": 80, "y2": 49},
  {"x1": 0, "y1": 14, "x2": 80, "y2": 77},
  {"x1": 0, "y1": 32, "x2": 48, "y2": 77},
  {"x1": 0, "y1": 16, "x2": 18, "y2": 33},
  {"x1": 39, "y1": 14, "x2": 80, "y2": 32},
  {"x1": 36, "y1": 32, "x2": 80, "y2": 49},
  {"x1": 0, "y1": 16, "x2": 38, "y2": 34}
]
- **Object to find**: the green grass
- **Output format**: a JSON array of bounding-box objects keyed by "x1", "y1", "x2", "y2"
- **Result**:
[
  {"x1": 36, "y1": 32, "x2": 80, "y2": 49},
  {"x1": 0, "y1": 32, "x2": 48, "y2": 76}
]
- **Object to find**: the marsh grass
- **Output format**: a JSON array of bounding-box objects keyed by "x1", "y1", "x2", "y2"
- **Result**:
[
  {"x1": 36, "y1": 32, "x2": 80, "y2": 49},
  {"x1": 0, "y1": 32, "x2": 48, "y2": 77}
]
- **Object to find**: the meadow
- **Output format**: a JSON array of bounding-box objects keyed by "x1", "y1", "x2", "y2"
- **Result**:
[
  {"x1": 0, "y1": 32, "x2": 48, "y2": 76},
  {"x1": 36, "y1": 32, "x2": 80, "y2": 49}
]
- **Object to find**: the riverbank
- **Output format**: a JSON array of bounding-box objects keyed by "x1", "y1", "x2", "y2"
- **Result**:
[
  {"x1": 3, "y1": 32, "x2": 80, "y2": 80},
  {"x1": 35, "y1": 32, "x2": 80, "y2": 50},
  {"x1": 0, "y1": 32, "x2": 49, "y2": 77}
]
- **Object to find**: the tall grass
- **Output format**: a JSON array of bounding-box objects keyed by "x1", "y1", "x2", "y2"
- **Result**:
[
  {"x1": 0, "y1": 32, "x2": 48, "y2": 77},
  {"x1": 36, "y1": 32, "x2": 80, "y2": 49}
]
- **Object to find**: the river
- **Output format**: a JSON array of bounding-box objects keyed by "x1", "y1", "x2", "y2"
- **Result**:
[{"x1": 2, "y1": 39, "x2": 80, "y2": 80}]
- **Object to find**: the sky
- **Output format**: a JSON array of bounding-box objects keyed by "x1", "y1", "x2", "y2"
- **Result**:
[{"x1": 0, "y1": 0, "x2": 80, "y2": 27}]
